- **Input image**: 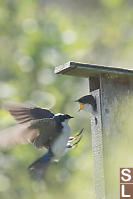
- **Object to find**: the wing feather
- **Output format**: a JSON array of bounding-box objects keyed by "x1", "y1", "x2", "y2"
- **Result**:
[
  {"x1": 0, "y1": 118, "x2": 61, "y2": 149},
  {"x1": 0, "y1": 124, "x2": 39, "y2": 147},
  {"x1": 0, "y1": 102, "x2": 60, "y2": 149},
  {"x1": 3, "y1": 102, "x2": 54, "y2": 124},
  {"x1": 29, "y1": 119, "x2": 62, "y2": 148}
]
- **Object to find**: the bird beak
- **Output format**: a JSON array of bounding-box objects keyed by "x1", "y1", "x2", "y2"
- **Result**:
[
  {"x1": 70, "y1": 116, "x2": 74, "y2": 119},
  {"x1": 74, "y1": 100, "x2": 83, "y2": 111},
  {"x1": 79, "y1": 102, "x2": 83, "y2": 110}
]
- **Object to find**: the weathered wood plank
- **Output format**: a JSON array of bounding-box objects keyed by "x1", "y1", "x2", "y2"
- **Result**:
[
  {"x1": 55, "y1": 61, "x2": 133, "y2": 78},
  {"x1": 90, "y1": 89, "x2": 105, "y2": 199},
  {"x1": 100, "y1": 74, "x2": 133, "y2": 199}
]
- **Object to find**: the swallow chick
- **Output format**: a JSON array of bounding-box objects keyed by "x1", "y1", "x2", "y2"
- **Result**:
[
  {"x1": 0, "y1": 102, "x2": 83, "y2": 179},
  {"x1": 75, "y1": 95, "x2": 97, "y2": 113}
]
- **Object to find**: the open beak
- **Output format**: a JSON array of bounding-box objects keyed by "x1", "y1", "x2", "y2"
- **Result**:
[
  {"x1": 74, "y1": 100, "x2": 83, "y2": 112},
  {"x1": 78, "y1": 102, "x2": 83, "y2": 111}
]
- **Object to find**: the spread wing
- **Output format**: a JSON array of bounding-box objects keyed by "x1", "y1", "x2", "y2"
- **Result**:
[
  {"x1": 3, "y1": 102, "x2": 54, "y2": 124},
  {"x1": 0, "y1": 102, "x2": 59, "y2": 148},
  {"x1": 0, "y1": 119, "x2": 61, "y2": 148}
]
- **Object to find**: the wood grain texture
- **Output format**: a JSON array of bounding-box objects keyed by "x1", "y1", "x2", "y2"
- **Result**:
[
  {"x1": 100, "y1": 74, "x2": 133, "y2": 199},
  {"x1": 90, "y1": 89, "x2": 105, "y2": 199}
]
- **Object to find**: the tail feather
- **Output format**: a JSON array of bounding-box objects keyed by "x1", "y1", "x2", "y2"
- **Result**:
[{"x1": 28, "y1": 151, "x2": 52, "y2": 179}]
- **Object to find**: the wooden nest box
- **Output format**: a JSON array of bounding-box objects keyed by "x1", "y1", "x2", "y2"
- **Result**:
[{"x1": 55, "y1": 61, "x2": 133, "y2": 199}]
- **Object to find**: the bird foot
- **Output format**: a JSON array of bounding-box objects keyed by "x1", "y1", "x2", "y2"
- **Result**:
[
  {"x1": 66, "y1": 128, "x2": 84, "y2": 149},
  {"x1": 68, "y1": 128, "x2": 84, "y2": 142}
]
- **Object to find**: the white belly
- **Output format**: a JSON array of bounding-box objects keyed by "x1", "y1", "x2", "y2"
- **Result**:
[
  {"x1": 83, "y1": 104, "x2": 94, "y2": 113},
  {"x1": 52, "y1": 120, "x2": 70, "y2": 161}
]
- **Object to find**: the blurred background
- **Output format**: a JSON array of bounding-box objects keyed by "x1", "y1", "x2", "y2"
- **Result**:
[{"x1": 0, "y1": 0, "x2": 133, "y2": 198}]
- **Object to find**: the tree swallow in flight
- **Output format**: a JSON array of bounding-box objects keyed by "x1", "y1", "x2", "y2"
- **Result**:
[
  {"x1": 75, "y1": 95, "x2": 97, "y2": 113},
  {"x1": 0, "y1": 102, "x2": 83, "y2": 179}
]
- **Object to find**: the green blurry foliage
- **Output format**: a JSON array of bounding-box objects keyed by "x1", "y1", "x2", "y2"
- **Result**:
[
  {"x1": 0, "y1": 1, "x2": 93, "y2": 199},
  {"x1": 0, "y1": 0, "x2": 133, "y2": 198}
]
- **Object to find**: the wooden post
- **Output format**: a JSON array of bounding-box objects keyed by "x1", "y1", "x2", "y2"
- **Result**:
[
  {"x1": 55, "y1": 61, "x2": 133, "y2": 199},
  {"x1": 90, "y1": 89, "x2": 105, "y2": 199}
]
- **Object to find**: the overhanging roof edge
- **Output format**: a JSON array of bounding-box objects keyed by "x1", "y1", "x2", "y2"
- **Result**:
[{"x1": 54, "y1": 61, "x2": 133, "y2": 77}]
